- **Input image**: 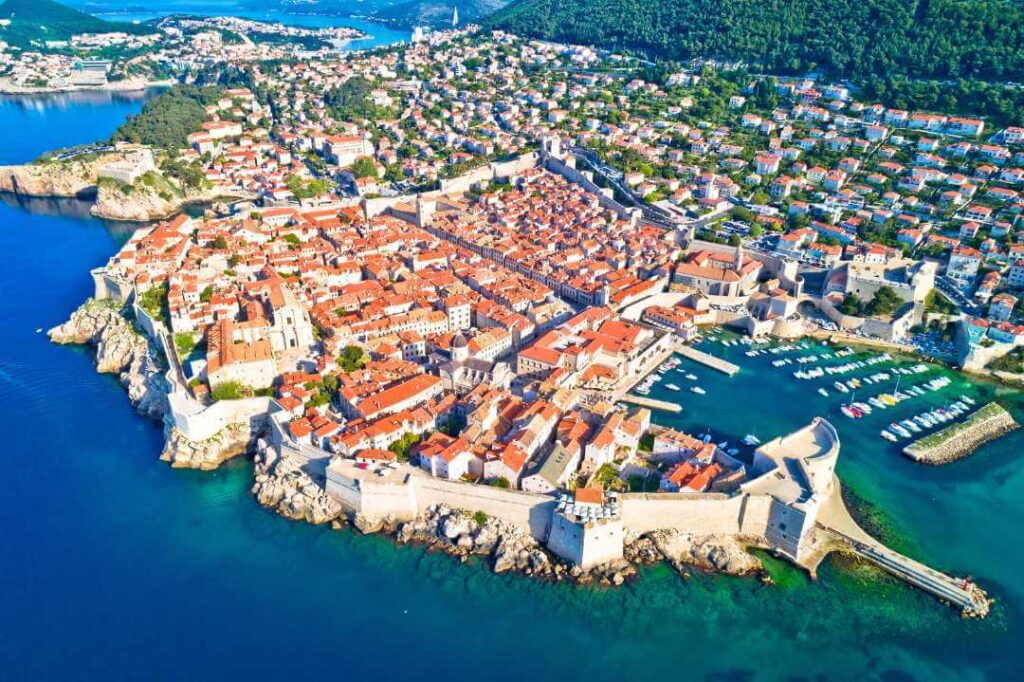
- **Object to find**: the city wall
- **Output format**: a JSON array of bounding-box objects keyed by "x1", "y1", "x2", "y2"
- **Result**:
[
  {"x1": 438, "y1": 152, "x2": 540, "y2": 194},
  {"x1": 618, "y1": 492, "x2": 773, "y2": 536},
  {"x1": 544, "y1": 155, "x2": 638, "y2": 220},
  {"x1": 318, "y1": 451, "x2": 775, "y2": 546}
]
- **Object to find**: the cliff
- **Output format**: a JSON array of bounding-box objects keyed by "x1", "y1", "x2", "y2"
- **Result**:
[
  {"x1": 162, "y1": 420, "x2": 267, "y2": 471},
  {"x1": 252, "y1": 444, "x2": 343, "y2": 525},
  {"x1": 48, "y1": 298, "x2": 169, "y2": 419},
  {"x1": 91, "y1": 178, "x2": 193, "y2": 222},
  {"x1": 0, "y1": 156, "x2": 112, "y2": 198}
]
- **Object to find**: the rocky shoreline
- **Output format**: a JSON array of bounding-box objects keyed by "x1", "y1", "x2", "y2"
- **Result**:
[
  {"x1": 249, "y1": 433, "x2": 769, "y2": 586},
  {"x1": 903, "y1": 402, "x2": 1019, "y2": 465},
  {"x1": 48, "y1": 298, "x2": 169, "y2": 420},
  {"x1": 48, "y1": 299, "x2": 258, "y2": 468},
  {"x1": 52, "y1": 299, "x2": 775, "y2": 589}
]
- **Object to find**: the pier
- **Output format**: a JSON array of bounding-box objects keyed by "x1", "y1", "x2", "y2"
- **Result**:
[
  {"x1": 619, "y1": 395, "x2": 682, "y2": 413},
  {"x1": 815, "y1": 480, "x2": 989, "y2": 617},
  {"x1": 675, "y1": 344, "x2": 740, "y2": 376},
  {"x1": 818, "y1": 525, "x2": 989, "y2": 617}
]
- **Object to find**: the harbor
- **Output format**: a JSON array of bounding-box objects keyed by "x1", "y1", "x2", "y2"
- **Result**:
[{"x1": 619, "y1": 327, "x2": 1022, "y2": 615}]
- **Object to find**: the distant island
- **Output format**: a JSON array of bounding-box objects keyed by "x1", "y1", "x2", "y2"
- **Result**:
[{"x1": 0, "y1": 0, "x2": 154, "y2": 48}]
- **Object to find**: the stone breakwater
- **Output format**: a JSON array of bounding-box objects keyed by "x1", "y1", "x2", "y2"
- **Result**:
[
  {"x1": 903, "y1": 402, "x2": 1019, "y2": 465},
  {"x1": 49, "y1": 299, "x2": 263, "y2": 468}
]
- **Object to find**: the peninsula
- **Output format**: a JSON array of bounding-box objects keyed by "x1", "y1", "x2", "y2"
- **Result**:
[{"x1": 32, "y1": 3, "x2": 1024, "y2": 621}]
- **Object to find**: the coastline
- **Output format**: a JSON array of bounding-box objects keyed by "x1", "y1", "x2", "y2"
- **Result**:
[
  {"x1": 49, "y1": 297, "x2": 778, "y2": 589},
  {"x1": 0, "y1": 78, "x2": 175, "y2": 97}
]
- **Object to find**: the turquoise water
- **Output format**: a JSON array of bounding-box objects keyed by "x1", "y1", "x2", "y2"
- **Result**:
[{"x1": 1, "y1": 76, "x2": 1023, "y2": 682}]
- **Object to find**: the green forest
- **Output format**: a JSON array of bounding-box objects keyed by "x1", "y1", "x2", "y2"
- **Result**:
[
  {"x1": 111, "y1": 86, "x2": 221, "y2": 149},
  {"x1": 489, "y1": 0, "x2": 1024, "y2": 122}
]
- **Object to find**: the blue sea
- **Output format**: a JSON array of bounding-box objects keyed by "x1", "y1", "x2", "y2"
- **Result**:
[{"x1": 0, "y1": 17, "x2": 1022, "y2": 682}]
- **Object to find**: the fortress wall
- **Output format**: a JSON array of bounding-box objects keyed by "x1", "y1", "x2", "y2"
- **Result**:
[
  {"x1": 544, "y1": 155, "x2": 635, "y2": 218},
  {"x1": 170, "y1": 394, "x2": 272, "y2": 442},
  {"x1": 491, "y1": 152, "x2": 539, "y2": 179},
  {"x1": 438, "y1": 153, "x2": 540, "y2": 195},
  {"x1": 412, "y1": 475, "x2": 557, "y2": 538},
  {"x1": 439, "y1": 166, "x2": 492, "y2": 194},
  {"x1": 619, "y1": 493, "x2": 770, "y2": 537},
  {"x1": 364, "y1": 193, "x2": 415, "y2": 218},
  {"x1": 358, "y1": 479, "x2": 419, "y2": 519},
  {"x1": 92, "y1": 268, "x2": 133, "y2": 303}
]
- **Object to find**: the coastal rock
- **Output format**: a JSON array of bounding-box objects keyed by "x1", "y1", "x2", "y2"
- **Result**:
[
  {"x1": 48, "y1": 298, "x2": 169, "y2": 419},
  {"x1": 0, "y1": 156, "x2": 112, "y2": 198},
  {"x1": 251, "y1": 446, "x2": 341, "y2": 525},
  {"x1": 90, "y1": 174, "x2": 254, "y2": 222},
  {"x1": 624, "y1": 536, "x2": 662, "y2": 565},
  {"x1": 91, "y1": 179, "x2": 205, "y2": 222},
  {"x1": 649, "y1": 529, "x2": 762, "y2": 576},
  {"x1": 161, "y1": 419, "x2": 265, "y2": 470}
]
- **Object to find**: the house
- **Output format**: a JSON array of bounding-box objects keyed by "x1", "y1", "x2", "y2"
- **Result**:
[
  {"x1": 417, "y1": 432, "x2": 481, "y2": 480},
  {"x1": 947, "y1": 246, "x2": 983, "y2": 291}
]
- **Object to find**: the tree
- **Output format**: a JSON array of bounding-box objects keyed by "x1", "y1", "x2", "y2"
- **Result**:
[
  {"x1": 174, "y1": 332, "x2": 197, "y2": 358},
  {"x1": 837, "y1": 293, "x2": 864, "y2": 316},
  {"x1": 349, "y1": 156, "x2": 379, "y2": 179},
  {"x1": 339, "y1": 345, "x2": 367, "y2": 372},
  {"x1": 865, "y1": 286, "x2": 902, "y2": 317},
  {"x1": 286, "y1": 174, "x2": 331, "y2": 200},
  {"x1": 388, "y1": 432, "x2": 421, "y2": 462}
]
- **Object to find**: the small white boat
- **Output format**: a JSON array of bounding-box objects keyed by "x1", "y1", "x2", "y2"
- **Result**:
[
  {"x1": 691, "y1": 386, "x2": 706, "y2": 395},
  {"x1": 742, "y1": 433, "x2": 761, "y2": 446},
  {"x1": 818, "y1": 387, "x2": 829, "y2": 397},
  {"x1": 665, "y1": 383, "x2": 681, "y2": 391},
  {"x1": 880, "y1": 430, "x2": 898, "y2": 442},
  {"x1": 685, "y1": 374, "x2": 698, "y2": 381}
]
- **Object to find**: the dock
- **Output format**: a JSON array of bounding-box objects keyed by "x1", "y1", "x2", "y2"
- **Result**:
[
  {"x1": 816, "y1": 480, "x2": 989, "y2": 617},
  {"x1": 676, "y1": 344, "x2": 740, "y2": 376},
  {"x1": 619, "y1": 394, "x2": 682, "y2": 413},
  {"x1": 819, "y1": 525, "x2": 989, "y2": 617}
]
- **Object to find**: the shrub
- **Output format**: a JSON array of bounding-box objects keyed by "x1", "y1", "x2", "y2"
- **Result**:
[
  {"x1": 174, "y1": 332, "x2": 197, "y2": 358},
  {"x1": 211, "y1": 381, "x2": 246, "y2": 401}
]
